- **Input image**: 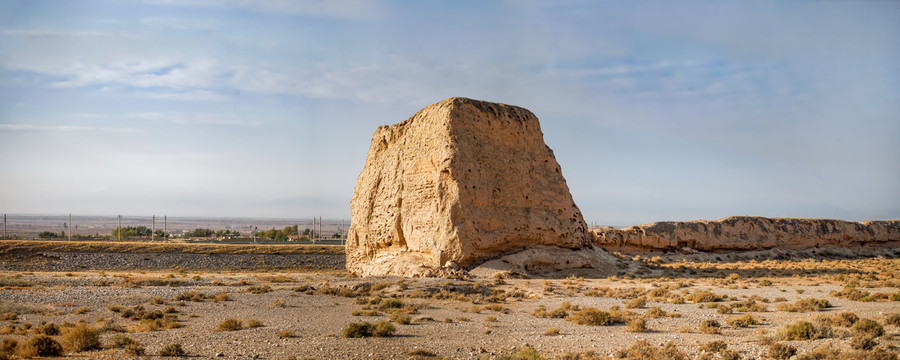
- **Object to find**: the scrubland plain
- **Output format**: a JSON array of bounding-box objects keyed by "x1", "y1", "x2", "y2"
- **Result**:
[{"x1": 0, "y1": 242, "x2": 898, "y2": 359}]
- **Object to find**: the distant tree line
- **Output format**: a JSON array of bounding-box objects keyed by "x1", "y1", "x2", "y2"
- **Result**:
[{"x1": 111, "y1": 226, "x2": 166, "y2": 239}]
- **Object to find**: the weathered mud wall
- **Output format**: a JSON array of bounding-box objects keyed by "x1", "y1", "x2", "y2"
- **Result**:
[
  {"x1": 347, "y1": 97, "x2": 590, "y2": 277},
  {"x1": 593, "y1": 216, "x2": 900, "y2": 253}
]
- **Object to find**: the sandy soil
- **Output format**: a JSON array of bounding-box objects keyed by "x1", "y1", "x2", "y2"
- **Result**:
[{"x1": 1, "y1": 250, "x2": 899, "y2": 359}]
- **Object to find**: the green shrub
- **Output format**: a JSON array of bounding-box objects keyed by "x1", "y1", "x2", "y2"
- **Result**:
[
  {"x1": 61, "y1": 324, "x2": 101, "y2": 352},
  {"x1": 379, "y1": 298, "x2": 403, "y2": 310},
  {"x1": 685, "y1": 290, "x2": 723, "y2": 303},
  {"x1": 767, "y1": 343, "x2": 796, "y2": 360},
  {"x1": 851, "y1": 318, "x2": 884, "y2": 337},
  {"x1": 778, "y1": 321, "x2": 831, "y2": 340},
  {"x1": 777, "y1": 298, "x2": 830, "y2": 312},
  {"x1": 216, "y1": 318, "x2": 243, "y2": 332},
  {"x1": 158, "y1": 342, "x2": 184, "y2": 356},
  {"x1": 567, "y1": 307, "x2": 613, "y2": 326},
  {"x1": 372, "y1": 320, "x2": 395, "y2": 337},
  {"x1": 615, "y1": 340, "x2": 686, "y2": 360},
  {"x1": 727, "y1": 314, "x2": 759, "y2": 328},
  {"x1": 19, "y1": 335, "x2": 63, "y2": 357},
  {"x1": 499, "y1": 347, "x2": 544, "y2": 360},
  {"x1": 390, "y1": 312, "x2": 411, "y2": 325},
  {"x1": 343, "y1": 322, "x2": 373, "y2": 338},
  {"x1": 110, "y1": 334, "x2": 137, "y2": 347}
]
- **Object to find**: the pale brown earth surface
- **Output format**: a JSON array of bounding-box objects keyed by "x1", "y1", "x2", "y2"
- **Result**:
[{"x1": 1, "y1": 244, "x2": 899, "y2": 359}]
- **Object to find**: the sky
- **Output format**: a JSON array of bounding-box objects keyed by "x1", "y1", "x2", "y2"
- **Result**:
[{"x1": 1, "y1": 1, "x2": 898, "y2": 226}]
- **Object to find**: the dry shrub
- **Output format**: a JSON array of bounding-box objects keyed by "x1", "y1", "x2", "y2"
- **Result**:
[
  {"x1": 175, "y1": 290, "x2": 207, "y2": 302},
  {"x1": 767, "y1": 343, "x2": 796, "y2": 360},
  {"x1": 277, "y1": 330, "x2": 295, "y2": 338},
  {"x1": 559, "y1": 351, "x2": 603, "y2": 360},
  {"x1": 645, "y1": 306, "x2": 667, "y2": 318},
  {"x1": 626, "y1": 318, "x2": 648, "y2": 333},
  {"x1": 0, "y1": 338, "x2": 17, "y2": 358},
  {"x1": 246, "y1": 285, "x2": 272, "y2": 294},
  {"x1": 213, "y1": 291, "x2": 230, "y2": 302},
  {"x1": 130, "y1": 315, "x2": 180, "y2": 332},
  {"x1": 543, "y1": 327, "x2": 560, "y2": 336},
  {"x1": 685, "y1": 290, "x2": 723, "y2": 303},
  {"x1": 699, "y1": 320, "x2": 721, "y2": 334},
  {"x1": 245, "y1": 319, "x2": 263, "y2": 328},
  {"x1": 850, "y1": 334, "x2": 877, "y2": 351},
  {"x1": 625, "y1": 297, "x2": 647, "y2": 309},
  {"x1": 61, "y1": 323, "x2": 101, "y2": 352},
  {"x1": 17, "y1": 335, "x2": 63, "y2": 358},
  {"x1": 158, "y1": 342, "x2": 184, "y2": 356},
  {"x1": 38, "y1": 322, "x2": 60, "y2": 335},
  {"x1": 615, "y1": 340, "x2": 687, "y2": 360},
  {"x1": 817, "y1": 312, "x2": 859, "y2": 327},
  {"x1": 884, "y1": 313, "x2": 900, "y2": 327},
  {"x1": 699, "y1": 340, "x2": 727, "y2": 353},
  {"x1": 776, "y1": 298, "x2": 830, "y2": 312},
  {"x1": 216, "y1": 318, "x2": 243, "y2": 332},
  {"x1": 851, "y1": 318, "x2": 883, "y2": 337},
  {"x1": 124, "y1": 342, "x2": 145, "y2": 356}
]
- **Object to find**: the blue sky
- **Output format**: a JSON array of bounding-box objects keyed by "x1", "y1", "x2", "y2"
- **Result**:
[{"x1": 1, "y1": 1, "x2": 898, "y2": 225}]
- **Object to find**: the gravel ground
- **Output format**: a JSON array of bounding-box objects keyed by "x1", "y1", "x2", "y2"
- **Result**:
[
  {"x1": 0, "y1": 252, "x2": 345, "y2": 272},
  {"x1": 1, "y1": 251, "x2": 899, "y2": 359}
]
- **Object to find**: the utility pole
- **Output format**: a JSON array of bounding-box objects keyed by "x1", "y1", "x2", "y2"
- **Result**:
[
  {"x1": 117, "y1": 215, "x2": 121, "y2": 241},
  {"x1": 164, "y1": 215, "x2": 167, "y2": 239},
  {"x1": 152, "y1": 215, "x2": 155, "y2": 241},
  {"x1": 68, "y1": 214, "x2": 72, "y2": 241},
  {"x1": 3, "y1": 214, "x2": 6, "y2": 240}
]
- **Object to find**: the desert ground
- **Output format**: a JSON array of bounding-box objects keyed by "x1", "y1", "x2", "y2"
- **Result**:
[{"x1": 0, "y1": 241, "x2": 898, "y2": 359}]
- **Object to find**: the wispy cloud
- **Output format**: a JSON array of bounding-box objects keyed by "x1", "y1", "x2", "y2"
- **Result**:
[
  {"x1": 140, "y1": 17, "x2": 219, "y2": 30},
  {"x1": 126, "y1": 112, "x2": 260, "y2": 126},
  {"x1": 0, "y1": 29, "x2": 140, "y2": 38},
  {"x1": 143, "y1": 0, "x2": 383, "y2": 19},
  {"x1": 0, "y1": 124, "x2": 141, "y2": 133}
]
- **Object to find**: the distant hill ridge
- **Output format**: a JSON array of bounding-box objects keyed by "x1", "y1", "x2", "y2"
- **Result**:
[{"x1": 592, "y1": 216, "x2": 900, "y2": 253}]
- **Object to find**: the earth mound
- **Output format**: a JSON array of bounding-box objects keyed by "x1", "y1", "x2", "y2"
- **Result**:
[{"x1": 346, "y1": 97, "x2": 593, "y2": 277}]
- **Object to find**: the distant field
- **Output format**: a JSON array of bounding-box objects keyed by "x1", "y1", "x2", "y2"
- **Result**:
[{"x1": 0, "y1": 240, "x2": 344, "y2": 255}]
